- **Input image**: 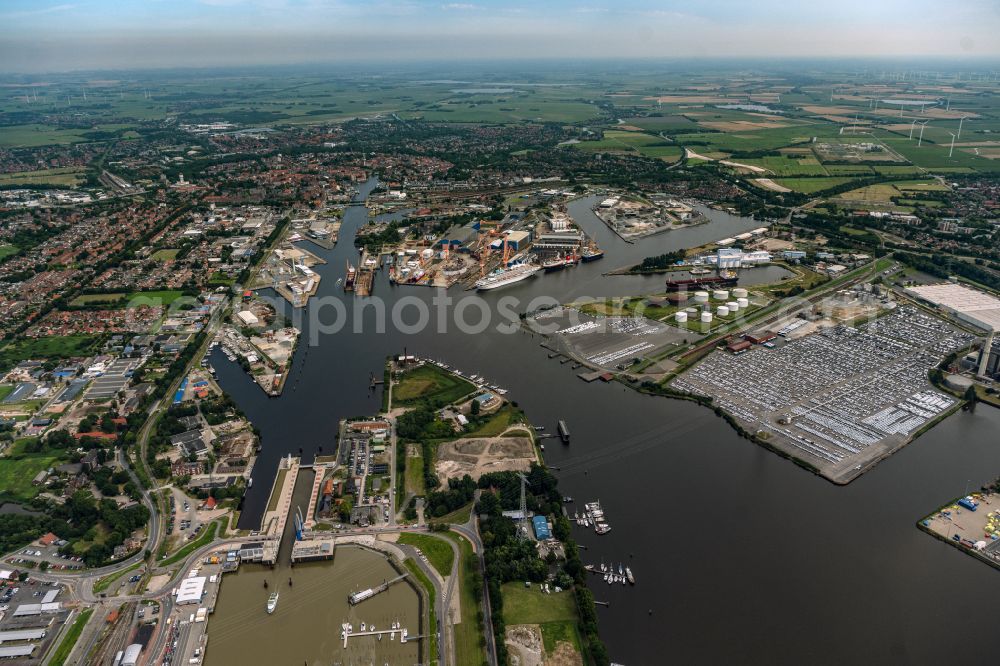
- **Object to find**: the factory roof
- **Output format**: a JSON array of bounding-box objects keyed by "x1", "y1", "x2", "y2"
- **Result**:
[
  {"x1": 175, "y1": 576, "x2": 207, "y2": 604},
  {"x1": 906, "y1": 283, "x2": 1000, "y2": 332}
]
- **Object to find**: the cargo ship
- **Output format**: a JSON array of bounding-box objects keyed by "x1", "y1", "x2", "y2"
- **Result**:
[
  {"x1": 581, "y1": 246, "x2": 604, "y2": 262},
  {"x1": 558, "y1": 420, "x2": 570, "y2": 443},
  {"x1": 665, "y1": 275, "x2": 738, "y2": 292},
  {"x1": 475, "y1": 261, "x2": 540, "y2": 291}
]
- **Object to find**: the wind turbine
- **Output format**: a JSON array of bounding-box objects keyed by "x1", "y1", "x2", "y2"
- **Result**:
[
  {"x1": 917, "y1": 121, "x2": 929, "y2": 147},
  {"x1": 908, "y1": 119, "x2": 918, "y2": 140},
  {"x1": 948, "y1": 132, "x2": 956, "y2": 158},
  {"x1": 957, "y1": 115, "x2": 968, "y2": 140}
]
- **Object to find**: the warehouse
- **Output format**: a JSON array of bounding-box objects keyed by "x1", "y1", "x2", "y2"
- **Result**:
[
  {"x1": 175, "y1": 576, "x2": 207, "y2": 605},
  {"x1": 532, "y1": 515, "x2": 551, "y2": 540},
  {"x1": 0, "y1": 628, "x2": 46, "y2": 643},
  {"x1": 235, "y1": 310, "x2": 259, "y2": 326},
  {"x1": 503, "y1": 230, "x2": 532, "y2": 252}
]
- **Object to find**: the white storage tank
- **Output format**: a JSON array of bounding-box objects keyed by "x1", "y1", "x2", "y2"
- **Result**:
[
  {"x1": 713, "y1": 289, "x2": 729, "y2": 301},
  {"x1": 700, "y1": 311, "x2": 713, "y2": 323},
  {"x1": 420, "y1": 248, "x2": 434, "y2": 260},
  {"x1": 717, "y1": 306, "x2": 730, "y2": 317},
  {"x1": 727, "y1": 301, "x2": 740, "y2": 312},
  {"x1": 694, "y1": 291, "x2": 710, "y2": 303},
  {"x1": 732, "y1": 287, "x2": 749, "y2": 298},
  {"x1": 674, "y1": 311, "x2": 688, "y2": 323},
  {"x1": 737, "y1": 297, "x2": 750, "y2": 309}
]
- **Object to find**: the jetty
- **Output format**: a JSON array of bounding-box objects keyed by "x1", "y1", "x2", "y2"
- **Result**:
[{"x1": 348, "y1": 573, "x2": 409, "y2": 605}]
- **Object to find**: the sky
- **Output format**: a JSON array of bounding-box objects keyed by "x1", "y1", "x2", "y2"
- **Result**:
[{"x1": 1, "y1": 0, "x2": 999, "y2": 73}]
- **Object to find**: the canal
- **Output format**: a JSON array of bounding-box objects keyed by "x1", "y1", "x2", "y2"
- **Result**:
[{"x1": 211, "y1": 184, "x2": 1000, "y2": 664}]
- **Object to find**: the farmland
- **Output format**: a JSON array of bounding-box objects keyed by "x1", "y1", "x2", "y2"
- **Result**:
[{"x1": 0, "y1": 166, "x2": 88, "y2": 187}]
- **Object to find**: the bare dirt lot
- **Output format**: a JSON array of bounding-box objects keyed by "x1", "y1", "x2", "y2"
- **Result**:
[
  {"x1": 435, "y1": 436, "x2": 535, "y2": 482},
  {"x1": 505, "y1": 625, "x2": 582, "y2": 666}
]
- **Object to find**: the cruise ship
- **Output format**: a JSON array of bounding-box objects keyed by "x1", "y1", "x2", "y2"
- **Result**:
[
  {"x1": 475, "y1": 261, "x2": 541, "y2": 291},
  {"x1": 266, "y1": 591, "x2": 279, "y2": 614}
]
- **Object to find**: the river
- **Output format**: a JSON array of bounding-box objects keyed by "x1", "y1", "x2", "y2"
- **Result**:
[{"x1": 210, "y1": 184, "x2": 1000, "y2": 664}]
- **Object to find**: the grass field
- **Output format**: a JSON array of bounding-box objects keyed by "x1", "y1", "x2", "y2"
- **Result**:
[
  {"x1": 464, "y1": 404, "x2": 523, "y2": 438},
  {"x1": 69, "y1": 293, "x2": 128, "y2": 307},
  {"x1": 126, "y1": 290, "x2": 187, "y2": 306},
  {"x1": 48, "y1": 608, "x2": 93, "y2": 666},
  {"x1": 405, "y1": 451, "x2": 425, "y2": 498},
  {"x1": 0, "y1": 452, "x2": 60, "y2": 502},
  {"x1": 398, "y1": 532, "x2": 454, "y2": 577},
  {"x1": 574, "y1": 130, "x2": 681, "y2": 162},
  {"x1": 434, "y1": 501, "x2": 473, "y2": 525},
  {"x1": 151, "y1": 249, "x2": 179, "y2": 261},
  {"x1": 772, "y1": 177, "x2": 856, "y2": 193},
  {"x1": 0, "y1": 245, "x2": 18, "y2": 261},
  {"x1": 393, "y1": 363, "x2": 476, "y2": 406},
  {"x1": 0, "y1": 385, "x2": 13, "y2": 402},
  {"x1": 443, "y1": 532, "x2": 487, "y2": 666},
  {"x1": 0, "y1": 124, "x2": 94, "y2": 147},
  {"x1": 501, "y1": 582, "x2": 579, "y2": 624},
  {"x1": 266, "y1": 469, "x2": 288, "y2": 512},
  {"x1": 403, "y1": 558, "x2": 438, "y2": 665},
  {"x1": 0, "y1": 167, "x2": 88, "y2": 187},
  {"x1": 0, "y1": 335, "x2": 102, "y2": 372}
]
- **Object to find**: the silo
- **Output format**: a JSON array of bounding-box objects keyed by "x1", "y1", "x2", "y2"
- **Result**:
[
  {"x1": 737, "y1": 297, "x2": 749, "y2": 309},
  {"x1": 674, "y1": 311, "x2": 688, "y2": 323},
  {"x1": 694, "y1": 291, "x2": 709, "y2": 303},
  {"x1": 717, "y1": 306, "x2": 730, "y2": 317},
  {"x1": 726, "y1": 301, "x2": 740, "y2": 312},
  {"x1": 700, "y1": 311, "x2": 713, "y2": 323},
  {"x1": 713, "y1": 289, "x2": 729, "y2": 301},
  {"x1": 732, "y1": 287, "x2": 749, "y2": 298}
]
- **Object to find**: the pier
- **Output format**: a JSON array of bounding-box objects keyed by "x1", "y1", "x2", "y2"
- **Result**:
[
  {"x1": 348, "y1": 573, "x2": 409, "y2": 605},
  {"x1": 341, "y1": 624, "x2": 421, "y2": 648}
]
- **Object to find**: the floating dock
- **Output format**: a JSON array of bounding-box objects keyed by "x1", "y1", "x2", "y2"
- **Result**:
[
  {"x1": 341, "y1": 623, "x2": 419, "y2": 648},
  {"x1": 558, "y1": 420, "x2": 570, "y2": 443},
  {"x1": 348, "y1": 573, "x2": 409, "y2": 605}
]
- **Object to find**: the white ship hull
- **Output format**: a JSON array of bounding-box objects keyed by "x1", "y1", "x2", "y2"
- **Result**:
[{"x1": 475, "y1": 265, "x2": 540, "y2": 291}]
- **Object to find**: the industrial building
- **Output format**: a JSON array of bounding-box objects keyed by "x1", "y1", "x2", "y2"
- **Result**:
[
  {"x1": 436, "y1": 223, "x2": 479, "y2": 251},
  {"x1": 532, "y1": 515, "x2": 551, "y2": 540},
  {"x1": 175, "y1": 575, "x2": 207, "y2": 605},
  {"x1": 503, "y1": 229, "x2": 532, "y2": 252},
  {"x1": 121, "y1": 643, "x2": 143, "y2": 666},
  {"x1": 236, "y1": 310, "x2": 259, "y2": 326}
]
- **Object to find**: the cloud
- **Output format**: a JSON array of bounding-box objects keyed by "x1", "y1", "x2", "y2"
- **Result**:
[{"x1": 441, "y1": 3, "x2": 478, "y2": 10}]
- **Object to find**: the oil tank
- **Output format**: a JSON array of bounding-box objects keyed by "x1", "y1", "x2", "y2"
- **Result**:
[
  {"x1": 726, "y1": 301, "x2": 740, "y2": 312},
  {"x1": 717, "y1": 306, "x2": 730, "y2": 317},
  {"x1": 694, "y1": 291, "x2": 709, "y2": 303},
  {"x1": 737, "y1": 297, "x2": 749, "y2": 309},
  {"x1": 732, "y1": 288, "x2": 749, "y2": 298},
  {"x1": 713, "y1": 289, "x2": 729, "y2": 301},
  {"x1": 674, "y1": 311, "x2": 688, "y2": 323},
  {"x1": 700, "y1": 311, "x2": 713, "y2": 323}
]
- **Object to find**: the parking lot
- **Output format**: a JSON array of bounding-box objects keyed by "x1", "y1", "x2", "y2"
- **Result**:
[
  {"x1": 533, "y1": 307, "x2": 688, "y2": 370},
  {"x1": 0, "y1": 576, "x2": 69, "y2": 664},
  {"x1": 673, "y1": 306, "x2": 974, "y2": 483}
]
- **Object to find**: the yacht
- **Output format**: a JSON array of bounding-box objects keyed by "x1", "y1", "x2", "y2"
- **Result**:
[{"x1": 266, "y1": 591, "x2": 279, "y2": 614}]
